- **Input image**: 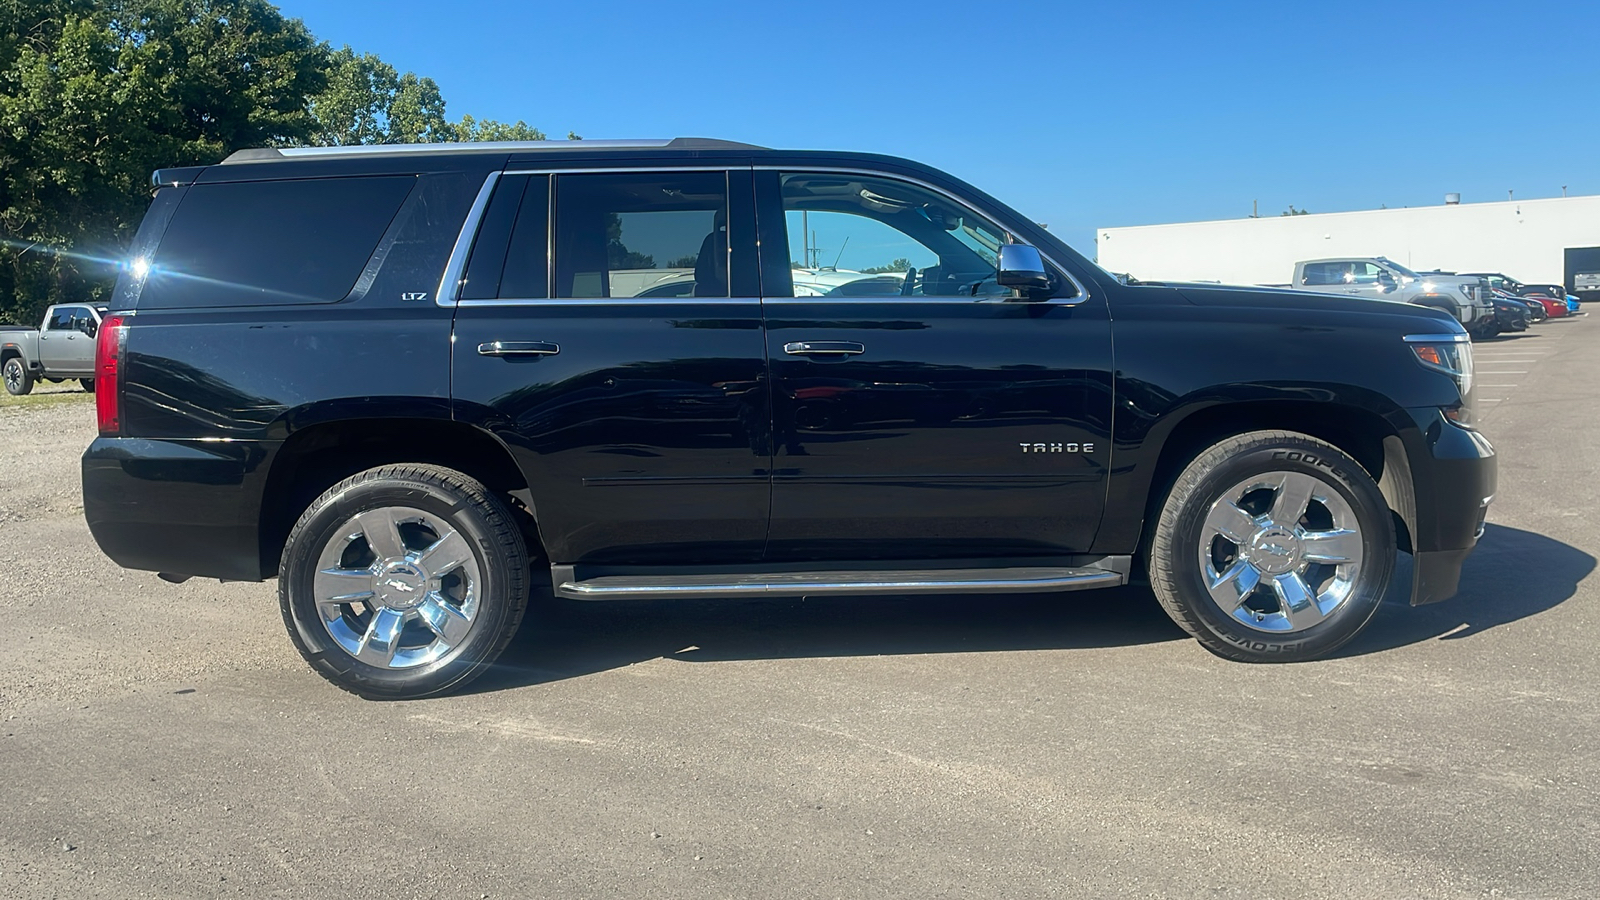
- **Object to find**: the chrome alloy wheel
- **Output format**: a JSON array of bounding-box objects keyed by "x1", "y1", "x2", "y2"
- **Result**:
[
  {"x1": 312, "y1": 506, "x2": 482, "y2": 669},
  {"x1": 1198, "y1": 471, "x2": 1364, "y2": 634},
  {"x1": 3, "y1": 358, "x2": 23, "y2": 393}
]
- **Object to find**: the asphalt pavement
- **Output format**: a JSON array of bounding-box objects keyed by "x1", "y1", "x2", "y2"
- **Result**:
[{"x1": 2, "y1": 316, "x2": 1597, "y2": 899}]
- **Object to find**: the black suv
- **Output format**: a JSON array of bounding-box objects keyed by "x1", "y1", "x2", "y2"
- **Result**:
[{"x1": 83, "y1": 138, "x2": 1495, "y2": 698}]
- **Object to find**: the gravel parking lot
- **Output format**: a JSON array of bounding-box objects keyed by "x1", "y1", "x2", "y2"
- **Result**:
[{"x1": 3, "y1": 317, "x2": 1597, "y2": 899}]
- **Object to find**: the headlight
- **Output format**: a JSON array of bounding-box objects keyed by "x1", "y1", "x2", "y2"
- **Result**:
[{"x1": 1405, "y1": 333, "x2": 1474, "y2": 424}]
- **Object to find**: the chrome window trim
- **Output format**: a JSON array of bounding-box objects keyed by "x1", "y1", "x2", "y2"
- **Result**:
[
  {"x1": 436, "y1": 164, "x2": 1088, "y2": 307},
  {"x1": 502, "y1": 165, "x2": 738, "y2": 176},
  {"x1": 455, "y1": 296, "x2": 761, "y2": 307},
  {"x1": 754, "y1": 165, "x2": 1091, "y2": 306},
  {"x1": 435, "y1": 172, "x2": 502, "y2": 308}
]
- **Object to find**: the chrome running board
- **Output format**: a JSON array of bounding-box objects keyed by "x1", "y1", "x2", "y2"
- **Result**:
[{"x1": 551, "y1": 561, "x2": 1129, "y2": 601}]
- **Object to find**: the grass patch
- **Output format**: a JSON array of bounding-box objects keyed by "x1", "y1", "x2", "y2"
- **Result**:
[{"x1": 0, "y1": 388, "x2": 94, "y2": 410}]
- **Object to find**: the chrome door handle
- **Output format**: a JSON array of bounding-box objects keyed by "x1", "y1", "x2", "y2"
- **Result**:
[
  {"x1": 478, "y1": 341, "x2": 560, "y2": 357},
  {"x1": 783, "y1": 341, "x2": 864, "y2": 357}
]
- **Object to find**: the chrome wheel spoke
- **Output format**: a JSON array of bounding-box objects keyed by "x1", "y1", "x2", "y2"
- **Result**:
[
  {"x1": 1204, "y1": 500, "x2": 1257, "y2": 543},
  {"x1": 355, "y1": 508, "x2": 408, "y2": 561},
  {"x1": 1206, "y1": 559, "x2": 1262, "y2": 610},
  {"x1": 355, "y1": 607, "x2": 409, "y2": 667},
  {"x1": 1270, "y1": 472, "x2": 1317, "y2": 526},
  {"x1": 417, "y1": 528, "x2": 472, "y2": 577},
  {"x1": 1301, "y1": 528, "x2": 1362, "y2": 564},
  {"x1": 314, "y1": 504, "x2": 484, "y2": 670},
  {"x1": 314, "y1": 567, "x2": 375, "y2": 606},
  {"x1": 417, "y1": 592, "x2": 472, "y2": 646},
  {"x1": 1272, "y1": 572, "x2": 1323, "y2": 630}
]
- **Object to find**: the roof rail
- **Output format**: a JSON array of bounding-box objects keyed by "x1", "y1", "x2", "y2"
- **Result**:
[{"x1": 220, "y1": 137, "x2": 766, "y2": 164}]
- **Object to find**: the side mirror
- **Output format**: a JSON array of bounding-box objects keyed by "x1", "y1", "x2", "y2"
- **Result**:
[
  {"x1": 1377, "y1": 271, "x2": 1397, "y2": 291},
  {"x1": 996, "y1": 244, "x2": 1051, "y2": 294}
]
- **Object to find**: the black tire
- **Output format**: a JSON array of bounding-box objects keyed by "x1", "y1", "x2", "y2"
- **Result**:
[
  {"x1": 1148, "y1": 431, "x2": 1395, "y2": 662},
  {"x1": 80, "y1": 378, "x2": 95, "y2": 393},
  {"x1": 2, "y1": 357, "x2": 32, "y2": 396},
  {"x1": 279, "y1": 464, "x2": 530, "y2": 700}
]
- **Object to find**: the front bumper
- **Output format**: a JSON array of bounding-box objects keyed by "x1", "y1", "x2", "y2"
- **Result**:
[
  {"x1": 1403, "y1": 408, "x2": 1496, "y2": 605},
  {"x1": 83, "y1": 436, "x2": 273, "y2": 581}
]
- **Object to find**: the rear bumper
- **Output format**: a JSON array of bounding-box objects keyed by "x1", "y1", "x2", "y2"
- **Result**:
[
  {"x1": 1404, "y1": 408, "x2": 1496, "y2": 605},
  {"x1": 83, "y1": 437, "x2": 273, "y2": 581}
]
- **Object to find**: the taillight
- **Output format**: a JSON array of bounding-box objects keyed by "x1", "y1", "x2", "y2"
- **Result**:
[{"x1": 95, "y1": 314, "x2": 129, "y2": 435}]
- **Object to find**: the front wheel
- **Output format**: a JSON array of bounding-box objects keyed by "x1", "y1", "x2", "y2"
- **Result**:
[
  {"x1": 3, "y1": 357, "x2": 32, "y2": 396},
  {"x1": 279, "y1": 464, "x2": 530, "y2": 699},
  {"x1": 1148, "y1": 431, "x2": 1396, "y2": 662},
  {"x1": 80, "y1": 378, "x2": 94, "y2": 393}
]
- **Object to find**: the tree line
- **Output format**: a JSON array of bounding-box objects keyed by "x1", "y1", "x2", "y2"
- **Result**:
[{"x1": 0, "y1": 0, "x2": 571, "y2": 325}]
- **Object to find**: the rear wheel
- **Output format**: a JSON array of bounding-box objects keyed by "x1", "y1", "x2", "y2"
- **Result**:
[
  {"x1": 279, "y1": 464, "x2": 530, "y2": 699},
  {"x1": 3, "y1": 357, "x2": 32, "y2": 396},
  {"x1": 80, "y1": 378, "x2": 94, "y2": 393},
  {"x1": 1148, "y1": 431, "x2": 1395, "y2": 662}
]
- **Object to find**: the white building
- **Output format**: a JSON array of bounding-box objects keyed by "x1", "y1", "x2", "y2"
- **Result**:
[{"x1": 1096, "y1": 194, "x2": 1600, "y2": 289}]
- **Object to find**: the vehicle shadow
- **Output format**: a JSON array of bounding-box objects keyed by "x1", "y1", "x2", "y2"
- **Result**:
[
  {"x1": 467, "y1": 582, "x2": 1190, "y2": 694},
  {"x1": 1337, "y1": 523, "x2": 1593, "y2": 656},
  {"x1": 464, "y1": 523, "x2": 1589, "y2": 693}
]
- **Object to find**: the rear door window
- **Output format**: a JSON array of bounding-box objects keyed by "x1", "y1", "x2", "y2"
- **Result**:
[
  {"x1": 1301, "y1": 263, "x2": 1348, "y2": 286},
  {"x1": 552, "y1": 172, "x2": 729, "y2": 299},
  {"x1": 142, "y1": 176, "x2": 415, "y2": 308}
]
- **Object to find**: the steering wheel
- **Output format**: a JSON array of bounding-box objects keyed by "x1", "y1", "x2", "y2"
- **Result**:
[{"x1": 899, "y1": 267, "x2": 917, "y2": 297}]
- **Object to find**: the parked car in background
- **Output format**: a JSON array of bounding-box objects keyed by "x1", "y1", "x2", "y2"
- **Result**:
[
  {"x1": 1522, "y1": 291, "x2": 1570, "y2": 319},
  {"x1": 1460, "y1": 272, "x2": 1568, "y2": 306},
  {"x1": 1495, "y1": 289, "x2": 1547, "y2": 323},
  {"x1": 1486, "y1": 294, "x2": 1530, "y2": 334},
  {"x1": 1575, "y1": 272, "x2": 1600, "y2": 302},
  {"x1": 1294, "y1": 259, "x2": 1494, "y2": 336},
  {"x1": 1, "y1": 304, "x2": 105, "y2": 395}
]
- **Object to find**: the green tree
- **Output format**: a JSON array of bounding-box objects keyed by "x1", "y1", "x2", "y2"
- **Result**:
[
  {"x1": 308, "y1": 45, "x2": 450, "y2": 145},
  {"x1": 0, "y1": 0, "x2": 327, "y2": 325},
  {"x1": 862, "y1": 257, "x2": 912, "y2": 274},
  {"x1": 1281, "y1": 205, "x2": 1310, "y2": 216},
  {"x1": 452, "y1": 114, "x2": 545, "y2": 142}
]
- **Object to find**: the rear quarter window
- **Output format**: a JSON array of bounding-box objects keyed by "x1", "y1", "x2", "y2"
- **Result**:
[{"x1": 140, "y1": 176, "x2": 415, "y2": 308}]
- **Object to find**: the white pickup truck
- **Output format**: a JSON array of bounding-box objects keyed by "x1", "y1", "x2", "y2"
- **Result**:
[
  {"x1": 1292, "y1": 257, "x2": 1495, "y2": 336},
  {"x1": 1, "y1": 303, "x2": 105, "y2": 395}
]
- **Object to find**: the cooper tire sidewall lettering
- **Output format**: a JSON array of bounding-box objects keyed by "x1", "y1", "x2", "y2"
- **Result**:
[{"x1": 1150, "y1": 431, "x2": 1396, "y2": 663}]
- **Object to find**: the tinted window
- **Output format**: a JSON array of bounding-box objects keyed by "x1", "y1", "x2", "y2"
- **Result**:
[
  {"x1": 553, "y1": 172, "x2": 728, "y2": 299},
  {"x1": 144, "y1": 176, "x2": 414, "y2": 308},
  {"x1": 47, "y1": 308, "x2": 79, "y2": 330},
  {"x1": 772, "y1": 172, "x2": 1032, "y2": 299},
  {"x1": 499, "y1": 176, "x2": 551, "y2": 299},
  {"x1": 461, "y1": 175, "x2": 530, "y2": 301},
  {"x1": 1301, "y1": 262, "x2": 1357, "y2": 286}
]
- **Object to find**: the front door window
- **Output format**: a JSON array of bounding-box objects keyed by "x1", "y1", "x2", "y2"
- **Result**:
[{"x1": 771, "y1": 173, "x2": 1055, "y2": 300}]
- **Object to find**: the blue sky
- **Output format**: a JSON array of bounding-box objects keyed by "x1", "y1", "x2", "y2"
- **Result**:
[{"x1": 277, "y1": 0, "x2": 1597, "y2": 260}]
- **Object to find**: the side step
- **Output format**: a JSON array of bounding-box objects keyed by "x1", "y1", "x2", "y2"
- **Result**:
[{"x1": 552, "y1": 562, "x2": 1128, "y2": 601}]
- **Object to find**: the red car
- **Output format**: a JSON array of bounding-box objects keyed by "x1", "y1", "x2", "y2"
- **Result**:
[{"x1": 1523, "y1": 292, "x2": 1569, "y2": 318}]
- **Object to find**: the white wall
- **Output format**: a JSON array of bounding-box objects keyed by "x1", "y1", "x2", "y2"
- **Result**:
[{"x1": 1096, "y1": 195, "x2": 1600, "y2": 287}]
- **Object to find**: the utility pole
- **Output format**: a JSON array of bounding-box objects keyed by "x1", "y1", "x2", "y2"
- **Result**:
[
  {"x1": 801, "y1": 210, "x2": 808, "y2": 268},
  {"x1": 1563, "y1": 185, "x2": 1568, "y2": 197},
  {"x1": 1252, "y1": 199, "x2": 1258, "y2": 218}
]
